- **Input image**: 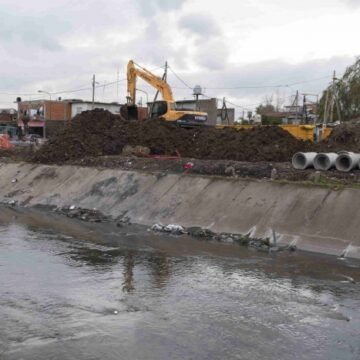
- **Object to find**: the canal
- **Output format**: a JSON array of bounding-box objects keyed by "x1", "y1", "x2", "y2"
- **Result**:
[{"x1": 0, "y1": 207, "x2": 359, "y2": 359}]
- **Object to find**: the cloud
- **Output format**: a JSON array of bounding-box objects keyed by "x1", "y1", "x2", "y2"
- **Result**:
[
  {"x1": 194, "y1": 39, "x2": 230, "y2": 70},
  {"x1": 179, "y1": 13, "x2": 221, "y2": 37},
  {"x1": 178, "y1": 13, "x2": 228, "y2": 70},
  {"x1": 344, "y1": 0, "x2": 360, "y2": 7},
  {"x1": 0, "y1": 0, "x2": 358, "y2": 112},
  {"x1": 135, "y1": 0, "x2": 188, "y2": 16},
  {"x1": 0, "y1": 10, "x2": 66, "y2": 51},
  {"x1": 127, "y1": 20, "x2": 175, "y2": 66}
]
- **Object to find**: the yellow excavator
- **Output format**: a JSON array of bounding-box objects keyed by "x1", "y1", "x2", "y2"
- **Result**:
[{"x1": 121, "y1": 60, "x2": 208, "y2": 126}]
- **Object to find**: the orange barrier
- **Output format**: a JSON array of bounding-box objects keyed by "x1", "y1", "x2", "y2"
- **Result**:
[{"x1": 0, "y1": 134, "x2": 14, "y2": 149}]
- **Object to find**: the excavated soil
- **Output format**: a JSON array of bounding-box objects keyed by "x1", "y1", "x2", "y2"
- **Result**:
[
  {"x1": 31, "y1": 109, "x2": 312, "y2": 164},
  {"x1": 316, "y1": 122, "x2": 360, "y2": 152}
]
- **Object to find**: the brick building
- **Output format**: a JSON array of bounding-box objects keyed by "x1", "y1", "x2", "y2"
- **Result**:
[
  {"x1": 17, "y1": 100, "x2": 71, "y2": 137},
  {"x1": 17, "y1": 99, "x2": 123, "y2": 137},
  {"x1": 0, "y1": 108, "x2": 17, "y2": 125}
]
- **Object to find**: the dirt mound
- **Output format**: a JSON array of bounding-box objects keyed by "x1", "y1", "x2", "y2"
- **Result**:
[
  {"x1": 317, "y1": 123, "x2": 360, "y2": 152},
  {"x1": 32, "y1": 109, "x2": 311, "y2": 164}
]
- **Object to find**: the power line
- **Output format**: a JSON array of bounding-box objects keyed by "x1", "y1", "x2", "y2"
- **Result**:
[
  {"x1": 168, "y1": 65, "x2": 193, "y2": 90},
  {"x1": 0, "y1": 63, "x2": 165, "y2": 98},
  {"x1": 166, "y1": 66, "x2": 296, "y2": 110},
  {"x1": 0, "y1": 63, "x2": 334, "y2": 107},
  {"x1": 0, "y1": 91, "x2": 41, "y2": 96},
  {"x1": 204, "y1": 75, "x2": 332, "y2": 90},
  {"x1": 166, "y1": 71, "x2": 332, "y2": 91}
]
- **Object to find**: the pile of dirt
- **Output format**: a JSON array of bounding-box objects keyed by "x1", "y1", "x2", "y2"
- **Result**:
[
  {"x1": 317, "y1": 123, "x2": 360, "y2": 152},
  {"x1": 31, "y1": 109, "x2": 312, "y2": 164}
]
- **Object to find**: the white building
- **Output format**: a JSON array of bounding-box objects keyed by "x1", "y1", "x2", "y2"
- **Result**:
[{"x1": 70, "y1": 101, "x2": 121, "y2": 118}]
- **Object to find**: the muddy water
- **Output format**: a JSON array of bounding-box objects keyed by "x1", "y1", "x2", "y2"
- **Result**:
[{"x1": 0, "y1": 207, "x2": 359, "y2": 360}]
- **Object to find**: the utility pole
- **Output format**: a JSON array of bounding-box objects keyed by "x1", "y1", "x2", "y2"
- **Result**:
[
  {"x1": 330, "y1": 70, "x2": 336, "y2": 123},
  {"x1": 301, "y1": 93, "x2": 319, "y2": 124},
  {"x1": 116, "y1": 67, "x2": 119, "y2": 100},
  {"x1": 150, "y1": 61, "x2": 167, "y2": 118},
  {"x1": 303, "y1": 94, "x2": 308, "y2": 124},
  {"x1": 293, "y1": 90, "x2": 299, "y2": 123},
  {"x1": 164, "y1": 61, "x2": 168, "y2": 82},
  {"x1": 323, "y1": 89, "x2": 329, "y2": 124},
  {"x1": 92, "y1": 74, "x2": 96, "y2": 106}
]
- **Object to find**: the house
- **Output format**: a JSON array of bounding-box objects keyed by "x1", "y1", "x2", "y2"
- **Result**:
[
  {"x1": 0, "y1": 109, "x2": 18, "y2": 138},
  {"x1": 17, "y1": 99, "x2": 123, "y2": 138},
  {"x1": 0, "y1": 108, "x2": 17, "y2": 124},
  {"x1": 17, "y1": 99, "x2": 71, "y2": 137}
]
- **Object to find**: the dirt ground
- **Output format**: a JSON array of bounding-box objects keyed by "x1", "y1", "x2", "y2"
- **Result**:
[
  {"x1": 70, "y1": 155, "x2": 360, "y2": 184},
  {"x1": 315, "y1": 122, "x2": 360, "y2": 152},
  {"x1": 2, "y1": 147, "x2": 360, "y2": 185},
  {"x1": 3, "y1": 110, "x2": 360, "y2": 186}
]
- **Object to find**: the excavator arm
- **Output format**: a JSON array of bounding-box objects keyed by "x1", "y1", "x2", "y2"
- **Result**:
[{"x1": 127, "y1": 60, "x2": 174, "y2": 105}]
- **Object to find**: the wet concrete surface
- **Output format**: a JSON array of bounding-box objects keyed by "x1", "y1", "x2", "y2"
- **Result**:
[{"x1": 0, "y1": 206, "x2": 359, "y2": 360}]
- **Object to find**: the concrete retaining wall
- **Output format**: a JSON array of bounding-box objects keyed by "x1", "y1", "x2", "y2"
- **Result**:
[{"x1": 0, "y1": 162, "x2": 359, "y2": 259}]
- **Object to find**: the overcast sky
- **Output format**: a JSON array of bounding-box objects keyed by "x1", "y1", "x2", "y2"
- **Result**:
[{"x1": 0, "y1": 0, "x2": 359, "y2": 114}]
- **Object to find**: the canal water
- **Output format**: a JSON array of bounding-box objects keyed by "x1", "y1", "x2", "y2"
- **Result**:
[{"x1": 0, "y1": 207, "x2": 359, "y2": 360}]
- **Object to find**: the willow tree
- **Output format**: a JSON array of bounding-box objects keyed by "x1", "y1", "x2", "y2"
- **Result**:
[{"x1": 319, "y1": 57, "x2": 360, "y2": 121}]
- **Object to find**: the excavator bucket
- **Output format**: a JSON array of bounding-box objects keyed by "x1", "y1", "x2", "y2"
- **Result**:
[{"x1": 120, "y1": 104, "x2": 138, "y2": 120}]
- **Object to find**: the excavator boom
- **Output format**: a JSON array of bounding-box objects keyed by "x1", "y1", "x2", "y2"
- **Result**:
[{"x1": 127, "y1": 60, "x2": 174, "y2": 105}]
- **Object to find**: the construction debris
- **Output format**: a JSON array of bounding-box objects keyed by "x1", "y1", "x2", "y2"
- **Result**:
[{"x1": 56, "y1": 205, "x2": 111, "y2": 223}]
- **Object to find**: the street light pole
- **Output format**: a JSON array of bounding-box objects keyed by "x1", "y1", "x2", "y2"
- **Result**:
[{"x1": 136, "y1": 88, "x2": 149, "y2": 105}]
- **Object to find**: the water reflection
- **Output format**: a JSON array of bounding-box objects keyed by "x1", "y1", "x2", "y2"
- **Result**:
[
  {"x1": 122, "y1": 251, "x2": 135, "y2": 293},
  {"x1": 0, "y1": 213, "x2": 360, "y2": 360},
  {"x1": 145, "y1": 255, "x2": 172, "y2": 289}
]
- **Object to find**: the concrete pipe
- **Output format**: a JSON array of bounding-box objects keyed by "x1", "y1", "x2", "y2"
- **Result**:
[
  {"x1": 314, "y1": 153, "x2": 338, "y2": 171},
  {"x1": 338, "y1": 151, "x2": 353, "y2": 155},
  {"x1": 292, "y1": 152, "x2": 317, "y2": 170},
  {"x1": 336, "y1": 153, "x2": 360, "y2": 172}
]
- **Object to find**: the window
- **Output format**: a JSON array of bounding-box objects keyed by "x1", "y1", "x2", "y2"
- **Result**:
[
  {"x1": 151, "y1": 101, "x2": 167, "y2": 117},
  {"x1": 76, "y1": 107, "x2": 83, "y2": 115}
]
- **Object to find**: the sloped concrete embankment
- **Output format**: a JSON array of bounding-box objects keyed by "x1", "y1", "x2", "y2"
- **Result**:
[{"x1": 0, "y1": 162, "x2": 359, "y2": 259}]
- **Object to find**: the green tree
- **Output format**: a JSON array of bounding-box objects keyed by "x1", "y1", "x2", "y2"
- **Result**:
[
  {"x1": 256, "y1": 103, "x2": 275, "y2": 115},
  {"x1": 319, "y1": 57, "x2": 360, "y2": 121}
]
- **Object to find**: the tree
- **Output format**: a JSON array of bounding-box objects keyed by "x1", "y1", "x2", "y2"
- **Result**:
[
  {"x1": 256, "y1": 94, "x2": 276, "y2": 115},
  {"x1": 319, "y1": 57, "x2": 360, "y2": 121},
  {"x1": 256, "y1": 103, "x2": 275, "y2": 115}
]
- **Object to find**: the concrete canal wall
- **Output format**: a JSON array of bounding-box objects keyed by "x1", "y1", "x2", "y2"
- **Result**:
[{"x1": 0, "y1": 162, "x2": 359, "y2": 259}]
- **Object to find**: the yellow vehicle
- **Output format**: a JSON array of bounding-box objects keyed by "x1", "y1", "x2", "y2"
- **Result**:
[{"x1": 122, "y1": 60, "x2": 208, "y2": 126}]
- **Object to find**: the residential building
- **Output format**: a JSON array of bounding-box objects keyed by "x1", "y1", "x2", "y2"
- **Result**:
[
  {"x1": 17, "y1": 99, "x2": 123, "y2": 137},
  {"x1": 17, "y1": 99, "x2": 71, "y2": 137},
  {"x1": 0, "y1": 108, "x2": 17, "y2": 126}
]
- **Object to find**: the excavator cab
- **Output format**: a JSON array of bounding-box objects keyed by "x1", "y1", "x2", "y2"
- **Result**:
[{"x1": 150, "y1": 101, "x2": 168, "y2": 118}]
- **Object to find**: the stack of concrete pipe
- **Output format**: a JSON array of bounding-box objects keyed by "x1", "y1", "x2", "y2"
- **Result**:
[{"x1": 292, "y1": 152, "x2": 360, "y2": 172}]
